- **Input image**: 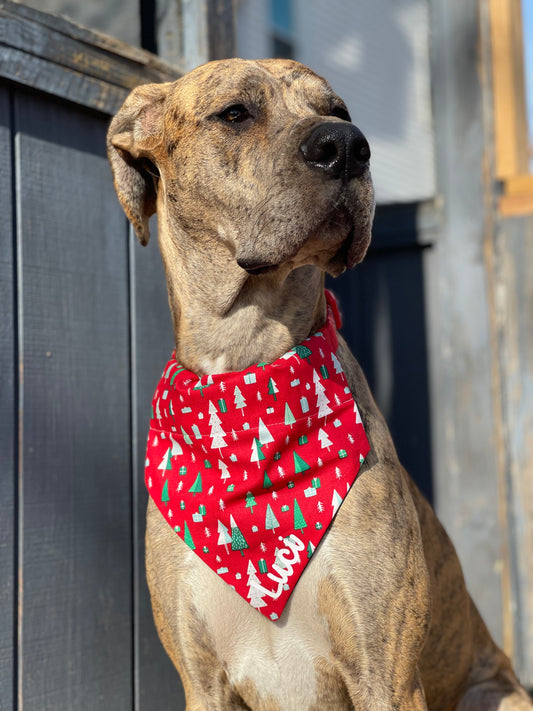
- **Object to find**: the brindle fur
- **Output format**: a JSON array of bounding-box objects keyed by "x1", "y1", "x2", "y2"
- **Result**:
[{"x1": 107, "y1": 58, "x2": 532, "y2": 710}]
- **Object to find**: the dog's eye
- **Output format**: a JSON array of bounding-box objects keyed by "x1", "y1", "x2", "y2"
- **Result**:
[
  {"x1": 218, "y1": 104, "x2": 252, "y2": 124},
  {"x1": 331, "y1": 105, "x2": 352, "y2": 122}
]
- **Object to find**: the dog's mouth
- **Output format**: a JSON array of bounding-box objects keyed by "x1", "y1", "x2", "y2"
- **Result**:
[
  {"x1": 325, "y1": 223, "x2": 372, "y2": 276},
  {"x1": 235, "y1": 202, "x2": 371, "y2": 277},
  {"x1": 328, "y1": 227, "x2": 354, "y2": 269},
  {"x1": 236, "y1": 258, "x2": 279, "y2": 276},
  {"x1": 321, "y1": 199, "x2": 373, "y2": 274}
]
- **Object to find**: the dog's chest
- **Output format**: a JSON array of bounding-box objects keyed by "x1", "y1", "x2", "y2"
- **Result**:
[{"x1": 190, "y1": 535, "x2": 338, "y2": 708}]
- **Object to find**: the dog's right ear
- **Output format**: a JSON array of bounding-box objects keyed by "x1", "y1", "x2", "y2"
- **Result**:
[{"x1": 107, "y1": 82, "x2": 172, "y2": 245}]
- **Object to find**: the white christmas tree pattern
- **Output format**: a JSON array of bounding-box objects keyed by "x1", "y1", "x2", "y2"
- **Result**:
[
  {"x1": 158, "y1": 448, "x2": 172, "y2": 475},
  {"x1": 144, "y1": 303, "x2": 370, "y2": 619},
  {"x1": 218, "y1": 459, "x2": 230, "y2": 483},
  {"x1": 234, "y1": 386, "x2": 246, "y2": 413},
  {"x1": 170, "y1": 436, "x2": 183, "y2": 456},
  {"x1": 265, "y1": 504, "x2": 280, "y2": 533},
  {"x1": 246, "y1": 560, "x2": 267, "y2": 609},
  {"x1": 313, "y1": 370, "x2": 333, "y2": 420},
  {"x1": 331, "y1": 489, "x2": 343, "y2": 516},
  {"x1": 318, "y1": 428, "x2": 332, "y2": 450},
  {"x1": 208, "y1": 401, "x2": 227, "y2": 451},
  {"x1": 250, "y1": 437, "x2": 266, "y2": 467},
  {"x1": 217, "y1": 520, "x2": 231, "y2": 553},
  {"x1": 258, "y1": 418, "x2": 274, "y2": 446}
]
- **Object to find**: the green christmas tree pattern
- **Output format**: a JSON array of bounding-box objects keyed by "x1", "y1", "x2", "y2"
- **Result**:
[
  {"x1": 161, "y1": 479, "x2": 170, "y2": 506},
  {"x1": 293, "y1": 499, "x2": 308, "y2": 533},
  {"x1": 145, "y1": 310, "x2": 371, "y2": 618},
  {"x1": 189, "y1": 472, "x2": 202, "y2": 496},
  {"x1": 245, "y1": 491, "x2": 256, "y2": 512},
  {"x1": 183, "y1": 521, "x2": 195, "y2": 550},
  {"x1": 230, "y1": 515, "x2": 249, "y2": 556},
  {"x1": 293, "y1": 344, "x2": 312, "y2": 364},
  {"x1": 267, "y1": 377, "x2": 278, "y2": 400},
  {"x1": 284, "y1": 403, "x2": 296, "y2": 427},
  {"x1": 293, "y1": 451, "x2": 310, "y2": 474}
]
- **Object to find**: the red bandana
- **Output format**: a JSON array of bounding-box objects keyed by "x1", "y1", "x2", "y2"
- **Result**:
[{"x1": 145, "y1": 292, "x2": 370, "y2": 620}]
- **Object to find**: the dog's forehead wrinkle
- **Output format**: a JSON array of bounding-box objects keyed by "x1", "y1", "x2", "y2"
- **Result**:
[{"x1": 167, "y1": 60, "x2": 337, "y2": 126}]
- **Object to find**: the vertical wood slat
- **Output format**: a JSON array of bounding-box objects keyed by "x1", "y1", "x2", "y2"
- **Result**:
[
  {"x1": 0, "y1": 85, "x2": 15, "y2": 711},
  {"x1": 14, "y1": 90, "x2": 133, "y2": 710},
  {"x1": 427, "y1": 0, "x2": 506, "y2": 648},
  {"x1": 495, "y1": 216, "x2": 533, "y2": 685},
  {"x1": 130, "y1": 223, "x2": 186, "y2": 710},
  {"x1": 155, "y1": 0, "x2": 235, "y2": 71}
]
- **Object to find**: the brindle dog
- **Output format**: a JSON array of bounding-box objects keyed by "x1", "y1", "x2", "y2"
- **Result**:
[{"x1": 107, "y1": 58, "x2": 532, "y2": 710}]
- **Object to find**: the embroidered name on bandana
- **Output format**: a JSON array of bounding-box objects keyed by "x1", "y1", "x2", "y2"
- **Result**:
[{"x1": 145, "y1": 294, "x2": 370, "y2": 620}]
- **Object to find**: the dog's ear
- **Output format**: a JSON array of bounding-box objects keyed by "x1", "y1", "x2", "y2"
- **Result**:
[{"x1": 107, "y1": 82, "x2": 172, "y2": 245}]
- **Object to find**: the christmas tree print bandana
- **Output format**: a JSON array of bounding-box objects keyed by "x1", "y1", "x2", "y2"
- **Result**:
[{"x1": 145, "y1": 292, "x2": 370, "y2": 620}]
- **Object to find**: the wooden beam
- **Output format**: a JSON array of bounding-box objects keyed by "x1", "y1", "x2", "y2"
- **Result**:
[
  {"x1": 0, "y1": 84, "x2": 15, "y2": 711},
  {"x1": 0, "y1": 1, "x2": 180, "y2": 115},
  {"x1": 427, "y1": 0, "x2": 509, "y2": 652},
  {"x1": 155, "y1": 0, "x2": 235, "y2": 73},
  {"x1": 489, "y1": 0, "x2": 529, "y2": 179}
]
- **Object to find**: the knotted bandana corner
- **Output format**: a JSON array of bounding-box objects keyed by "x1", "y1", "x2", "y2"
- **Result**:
[{"x1": 145, "y1": 292, "x2": 370, "y2": 620}]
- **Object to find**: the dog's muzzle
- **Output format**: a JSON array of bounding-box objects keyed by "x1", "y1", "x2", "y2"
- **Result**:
[{"x1": 300, "y1": 122, "x2": 370, "y2": 181}]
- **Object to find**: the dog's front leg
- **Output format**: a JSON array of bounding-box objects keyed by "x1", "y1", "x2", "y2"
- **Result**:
[{"x1": 319, "y1": 470, "x2": 431, "y2": 710}]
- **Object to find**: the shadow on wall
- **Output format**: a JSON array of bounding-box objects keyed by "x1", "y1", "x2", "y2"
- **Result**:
[{"x1": 327, "y1": 203, "x2": 433, "y2": 503}]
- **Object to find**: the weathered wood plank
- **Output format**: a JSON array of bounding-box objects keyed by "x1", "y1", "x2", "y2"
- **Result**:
[
  {"x1": 426, "y1": 0, "x2": 506, "y2": 648},
  {"x1": 0, "y1": 0, "x2": 178, "y2": 77},
  {"x1": 0, "y1": 84, "x2": 15, "y2": 711},
  {"x1": 129, "y1": 225, "x2": 185, "y2": 710},
  {"x1": 495, "y1": 214, "x2": 533, "y2": 685},
  {"x1": 15, "y1": 89, "x2": 133, "y2": 710},
  {"x1": 0, "y1": 2, "x2": 181, "y2": 115},
  {"x1": 1, "y1": 47, "x2": 130, "y2": 114},
  {"x1": 0, "y1": 8, "x2": 181, "y2": 89}
]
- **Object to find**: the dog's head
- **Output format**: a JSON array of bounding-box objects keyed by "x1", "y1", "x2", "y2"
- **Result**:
[{"x1": 107, "y1": 58, "x2": 374, "y2": 277}]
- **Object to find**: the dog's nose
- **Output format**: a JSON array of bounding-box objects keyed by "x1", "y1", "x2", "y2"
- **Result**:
[{"x1": 300, "y1": 122, "x2": 370, "y2": 180}]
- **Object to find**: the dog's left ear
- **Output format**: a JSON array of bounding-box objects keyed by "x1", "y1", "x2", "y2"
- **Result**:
[{"x1": 107, "y1": 82, "x2": 172, "y2": 245}]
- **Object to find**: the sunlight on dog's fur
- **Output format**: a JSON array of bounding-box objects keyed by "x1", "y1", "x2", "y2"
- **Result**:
[{"x1": 108, "y1": 58, "x2": 532, "y2": 711}]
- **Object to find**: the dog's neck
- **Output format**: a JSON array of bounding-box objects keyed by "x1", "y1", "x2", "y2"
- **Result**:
[{"x1": 158, "y1": 227, "x2": 327, "y2": 376}]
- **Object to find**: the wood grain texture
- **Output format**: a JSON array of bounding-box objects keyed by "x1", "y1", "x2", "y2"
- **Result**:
[
  {"x1": 494, "y1": 215, "x2": 533, "y2": 685},
  {"x1": 129, "y1": 223, "x2": 185, "y2": 710},
  {"x1": 0, "y1": 84, "x2": 15, "y2": 711},
  {"x1": 489, "y1": 0, "x2": 529, "y2": 179},
  {"x1": 1, "y1": 47, "x2": 130, "y2": 114},
  {"x1": 0, "y1": 9, "x2": 180, "y2": 88},
  {"x1": 426, "y1": 0, "x2": 506, "y2": 647},
  {"x1": 0, "y1": 0, "x2": 178, "y2": 75},
  {"x1": 0, "y1": 2, "x2": 180, "y2": 115},
  {"x1": 15, "y1": 90, "x2": 133, "y2": 710}
]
